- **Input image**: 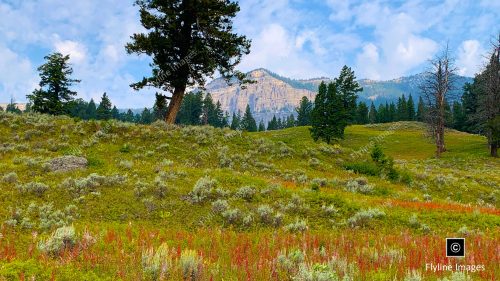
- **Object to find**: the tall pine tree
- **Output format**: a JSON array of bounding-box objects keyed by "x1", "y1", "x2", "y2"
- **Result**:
[
  {"x1": 96, "y1": 93, "x2": 112, "y2": 120},
  {"x1": 240, "y1": 105, "x2": 257, "y2": 132}
]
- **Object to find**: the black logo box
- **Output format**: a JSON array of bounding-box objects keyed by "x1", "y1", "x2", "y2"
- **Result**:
[{"x1": 446, "y1": 238, "x2": 465, "y2": 257}]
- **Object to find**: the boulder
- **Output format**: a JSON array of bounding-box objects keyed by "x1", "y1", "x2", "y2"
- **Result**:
[{"x1": 47, "y1": 156, "x2": 88, "y2": 172}]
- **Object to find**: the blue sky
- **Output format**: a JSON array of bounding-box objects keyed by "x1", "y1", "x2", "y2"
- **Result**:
[{"x1": 0, "y1": 0, "x2": 498, "y2": 108}]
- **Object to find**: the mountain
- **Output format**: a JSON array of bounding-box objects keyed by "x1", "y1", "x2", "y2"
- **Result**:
[{"x1": 205, "y1": 69, "x2": 473, "y2": 123}]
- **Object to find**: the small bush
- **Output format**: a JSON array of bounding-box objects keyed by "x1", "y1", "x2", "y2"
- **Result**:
[
  {"x1": 345, "y1": 178, "x2": 374, "y2": 195},
  {"x1": 2, "y1": 172, "x2": 18, "y2": 184},
  {"x1": 321, "y1": 205, "x2": 338, "y2": 216},
  {"x1": 284, "y1": 219, "x2": 308, "y2": 233},
  {"x1": 118, "y1": 160, "x2": 134, "y2": 169},
  {"x1": 211, "y1": 199, "x2": 229, "y2": 214},
  {"x1": 38, "y1": 226, "x2": 77, "y2": 256},
  {"x1": 222, "y1": 208, "x2": 241, "y2": 225},
  {"x1": 235, "y1": 186, "x2": 256, "y2": 201},
  {"x1": 17, "y1": 182, "x2": 49, "y2": 197},
  {"x1": 179, "y1": 249, "x2": 203, "y2": 281},
  {"x1": 142, "y1": 243, "x2": 171, "y2": 280},
  {"x1": 343, "y1": 162, "x2": 380, "y2": 176},
  {"x1": 187, "y1": 176, "x2": 218, "y2": 204},
  {"x1": 347, "y1": 208, "x2": 385, "y2": 228}
]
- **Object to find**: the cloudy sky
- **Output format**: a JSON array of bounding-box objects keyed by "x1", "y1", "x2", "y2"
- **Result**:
[{"x1": 0, "y1": 0, "x2": 498, "y2": 108}]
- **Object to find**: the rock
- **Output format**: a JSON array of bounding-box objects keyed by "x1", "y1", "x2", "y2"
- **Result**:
[{"x1": 47, "y1": 156, "x2": 88, "y2": 172}]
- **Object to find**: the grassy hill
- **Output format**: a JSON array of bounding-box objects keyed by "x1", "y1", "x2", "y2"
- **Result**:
[{"x1": 0, "y1": 112, "x2": 498, "y2": 280}]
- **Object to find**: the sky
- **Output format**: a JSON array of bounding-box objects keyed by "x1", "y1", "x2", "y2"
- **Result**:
[{"x1": 0, "y1": 0, "x2": 498, "y2": 108}]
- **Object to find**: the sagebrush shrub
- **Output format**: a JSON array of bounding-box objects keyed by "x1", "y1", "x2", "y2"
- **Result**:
[
  {"x1": 284, "y1": 219, "x2": 308, "y2": 233},
  {"x1": 187, "y1": 176, "x2": 217, "y2": 203},
  {"x1": 17, "y1": 182, "x2": 49, "y2": 197},
  {"x1": 142, "y1": 243, "x2": 171, "y2": 280},
  {"x1": 347, "y1": 208, "x2": 385, "y2": 228},
  {"x1": 211, "y1": 199, "x2": 229, "y2": 214},
  {"x1": 2, "y1": 172, "x2": 18, "y2": 184},
  {"x1": 38, "y1": 226, "x2": 77, "y2": 256},
  {"x1": 235, "y1": 186, "x2": 256, "y2": 201},
  {"x1": 180, "y1": 249, "x2": 203, "y2": 280}
]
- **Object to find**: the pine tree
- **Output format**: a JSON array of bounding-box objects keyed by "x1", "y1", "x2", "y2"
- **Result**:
[
  {"x1": 140, "y1": 108, "x2": 153, "y2": 124},
  {"x1": 230, "y1": 112, "x2": 241, "y2": 130},
  {"x1": 96, "y1": 93, "x2": 113, "y2": 120},
  {"x1": 153, "y1": 93, "x2": 168, "y2": 121},
  {"x1": 267, "y1": 115, "x2": 278, "y2": 131},
  {"x1": 27, "y1": 53, "x2": 80, "y2": 115},
  {"x1": 258, "y1": 120, "x2": 265, "y2": 131},
  {"x1": 111, "y1": 106, "x2": 120, "y2": 120},
  {"x1": 176, "y1": 92, "x2": 203, "y2": 125},
  {"x1": 389, "y1": 102, "x2": 397, "y2": 122},
  {"x1": 125, "y1": 0, "x2": 251, "y2": 124},
  {"x1": 6, "y1": 98, "x2": 21, "y2": 114},
  {"x1": 286, "y1": 114, "x2": 296, "y2": 128},
  {"x1": 124, "y1": 109, "x2": 135, "y2": 123},
  {"x1": 214, "y1": 101, "x2": 225, "y2": 128},
  {"x1": 356, "y1": 101, "x2": 369, "y2": 124},
  {"x1": 86, "y1": 99, "x2": 97, "y2": 120},
  {"x1": 369, "y1": 102, "x2": 377, "y2": 124},
  {"x1": 335, "y1": 66, "x2": 363, "y2": 124},
  {"x1": 407, "y1": 94, "x2": 416, "y2": 121},
  {"x1": 295, "y1": 96, "x2": 313, "y2": 126},
  {"x1": 240, "y1": 105, "x2": 257, "y2": 132},
  {"x1": 416, "y1": 96, "x2": 426, "y2": 122},
  {"x1": 277, "y1": 118, "x2": 283, "y2": 130},
  {"x1": 451, "y1": 101, "x2": 466, "y2": 131},
  {"x1": 461, "y1": 81, "x2": 480, "y2": 133},
  {"x1": 201, "y1": 93, "x2": 218, "y2": 126}
]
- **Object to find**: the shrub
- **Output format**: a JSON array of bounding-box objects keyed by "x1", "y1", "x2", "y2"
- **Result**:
[
  {"x1": 242, "y1": 213, "x2": 254, "y2": 227},
  {"x1": 38, "y1": 226, "x2": 77, "y2": 256},
  {"x1": 142, "y1": 243, "x2": 171, "y2": 280},
  {"x1": 404, "y1": 270, "x2": 423, "y2": 281},
  {"x1": 179, "y1": 249, "x2": 203, "y2": 281},
  {"x1": 118, "y1": 160, "x2": 134, "y2": 169},
  {"x1": 408, "y1": 214, "x2": 420, "y2": 228},
  {"x1": 187, "y1": 176, "x2": 217, "y2": 203},
  {"x1": 345, "y1": 178, "x2": 374, "y2": 195},
  {"x1": 308, "y1": 158, "x2": 321, "y2": 168},
  {"x1": 282, "y1": 194, "x2": 309, "y2": 213},
  {"x1": 284, "y1": 219, "x2": 308, "y2": 233},
  {"x1": 321, "y1": 205, "x2": 338, "y2": 216},
  {"x1": 17, "y1": 182, "x2": 49, "y2": 197},
  {"x1": 38, "y1": 203, "x2": 78, "y2": 231},
  {"x1": 294, "y1": 263, "x2": 340, "y2": 281},
  {"x1": 222, "y1": 208, "x2": 241, "y2": 225},
  {"x1": 211, "y1": 199, "x2": 229, "y2": 214},
  {"x1": 347, "y1": 208, "x2": 385, "y2": 228},
  {"x1": 343, "y1": 162, "x2": 380, "y2": 176},
  {"x1": 257, "y1": 205, "x2": 278, "y2": 225},
  {"x1": 235, "y1": 186, "x2": 256, "y2": 201},
  {"x1": 437, "y1": 271, "x2": 472, "y2": 281},
  {"x1": 2, "y1": 172, "x2": 18, "y2": 184}
]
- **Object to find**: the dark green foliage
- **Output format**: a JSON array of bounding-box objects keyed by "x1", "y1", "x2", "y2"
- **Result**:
[
  {"x1": 140, "y1": 108, "x2": 153, "y2": 124},
  {"x1": 86, "y1": 99, "x2": 97, "y2": 120},
  {"x1": 153, "y1": 93, "x2": 168, "y2": 121},
  {"x1": 96, "y1": 93, "x2": 112, "y2": 120},
  {"x1": 295, "y1": 96, "x2": 313, "y2": 126},
  {"x1": 6, "y1": 98, "x2": 22, "y2": 114},
  {"x1": 335, "y1": 65, "x2": 363, "y2": 124},
  {"x1": 356, "y1": 102, "x2": 369, "y2": 124},
  {"x1": 267, "y1": 115, "x2": 278, "y2": 131},
  {"x1": 343, "y1": 162, "x2": 380, "y2": 176},
  {"x1": 176, "y1": 92, "x2": 203, "y2": 125},
  {"x1": 368, "y1": 102, "x2": 377, "y2": 124},
  {"x1": 123, "y1": 109, "x2": 135, "y2": 123},
  {"x1": 416, "y1": 96, "x2": 426, "y2": 122},
  {"x1": 285, "y1": 114, "x2": 296, "y2": 128},
  {"x1": 111, "y1": 106, "x2": 120, "y2": 120},
  {"x1": 125, "y1": 0, "x2": 251, "y2": 123},
  {"x1": 240, "y1": 105, "x2": 257, "y2": 132},
  {"x1": 27, "y1": 53, "x2": 80, "y2": 115},
  {"x1": 407, "y1": 94, "x2": 416, "y2": 121},
  {"x1": 258, "y1": 120, "x2": 265, "y2": 131},
  {"x1": 451, "y1": 101, "x2": 466, "y2": 131},
  {"x1": 230, "y1": 112, "x2": 241, "y2": 130}
]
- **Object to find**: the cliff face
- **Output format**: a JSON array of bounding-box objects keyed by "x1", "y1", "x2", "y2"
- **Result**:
[{"x1": 205, "y1": 69, "x2": 320, "y2": 122}]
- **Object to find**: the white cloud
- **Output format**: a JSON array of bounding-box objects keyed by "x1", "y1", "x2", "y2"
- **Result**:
[
  {"x1": 456, "y1": 40, "x2": 485, "y2": 76},
  {"x1": 0, "y1": 45, "x2": 38, "y2": 101},
  {"x1": 54, "y1": 39, "x2": 88, "y2": 64}
]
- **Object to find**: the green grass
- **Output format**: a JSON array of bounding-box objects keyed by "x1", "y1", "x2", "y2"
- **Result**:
[{"x1": 0, "y1": 113, "x2": 498, "y2": 280}]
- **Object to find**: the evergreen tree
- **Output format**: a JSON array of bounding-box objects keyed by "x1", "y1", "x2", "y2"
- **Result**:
[
  {"x1": 295, "y1": 96, "x2": 313, "y2": 126},
  {"x1": 389, "y1": 102, "x2": 397, "y2": 122},
  {"x1": 277, "y1": 117, "x2": 283, "y2": 130},
  {"x1": 153, "y1": 93, "x2": 168, "y2": 121},
  {"x1": 397, "y1": 95, "x2": 408, "y2": 121},
  {"x1": 286, "y1": 114, "x2": 296, "y2": 128},
  {"x1": 6, "y1": 98, "x2": 22, "y2": 114},
  {"x1": 377, "y1": 103, "x2": 386, "y2": 123},
  {"x1": 416, "y1": 96, "x2": 426, "y2": 122},
  {"x1": 140, "y1": 108, "x2": 153, "y2": 124},
  {"x1": 240, "y1": 105, "x2": 257, "y2": 132},
  {"x1": 124, "y1": 109, "x2": 135, "y2": 123},
  {"x1": 258, "y1": 120, "x2": 265, "y2": 131},
  {"x1": 176, "y1": 92, "x2": 203, "y2": 125},
  {"x1": 407, "y1": 94, "x2": 416, "y2": 121},
  {"x1": 111, "y1": 106, "x2": 120, "y2": 120},
  {"x1": 86, "y1": 99, "x2": 97, "y2": 120},
  {"x1": 201, "y1": 93, "x2": 218, "y2": 126},
  {"x1": 335, "y1": 66, "x2": 363, "y2": 124},
  {"x1": 267, "y1": 115, "x2": 278, "y2": 131},
  {"x1": 214, "y1": 101, "x2": 225, "y2": 128},
  {"x1": 27, "y1": 53, "x2": 80, "y2": 115},
  {"x1": 126, "y1": 0, "x2": 251, "y2": 124},
  {"x1": 230, "y1": 111, "x2": 241, "y2": 130},
  {"x1": 65, "y1": 99, "x2": 88, "y2": 119},
  {"x1": 369, "y1": 102, "x2": 377, "y2": 124},
  {"x1": 96, "y1": 93, "x2": 113, "y2": 120},
  {"x1": 134, "y1": 113, "x2": 142, "y2": 124},
  {"x1": 451, "y1": 101, "x2": 466, "y2": 131},
  {"x1": 356, "y1": 101, "x2": 369, "y2": 124}
]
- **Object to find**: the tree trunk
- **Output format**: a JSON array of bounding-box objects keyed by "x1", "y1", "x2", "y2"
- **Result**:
[
  {"x1": 491, "y1": 143, "x2": 498, "y2": 157},
  {"x1": 165, "y1": 85, "x2": 186, "y2": 124}
]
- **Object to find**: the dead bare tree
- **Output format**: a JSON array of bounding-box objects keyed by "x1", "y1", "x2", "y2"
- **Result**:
[{"x1": 420, "y1": 46, "x2": 458, "y2": 158}]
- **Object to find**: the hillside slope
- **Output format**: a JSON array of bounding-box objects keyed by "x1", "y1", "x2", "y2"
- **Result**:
[{"x1": 0, "y1": 112, "x2": 498, "y2": 280}]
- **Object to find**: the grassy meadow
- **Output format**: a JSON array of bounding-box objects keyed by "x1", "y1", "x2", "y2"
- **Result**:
[{"x1": 0, "y1": 112, "x2": 498, "y2": 280}]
